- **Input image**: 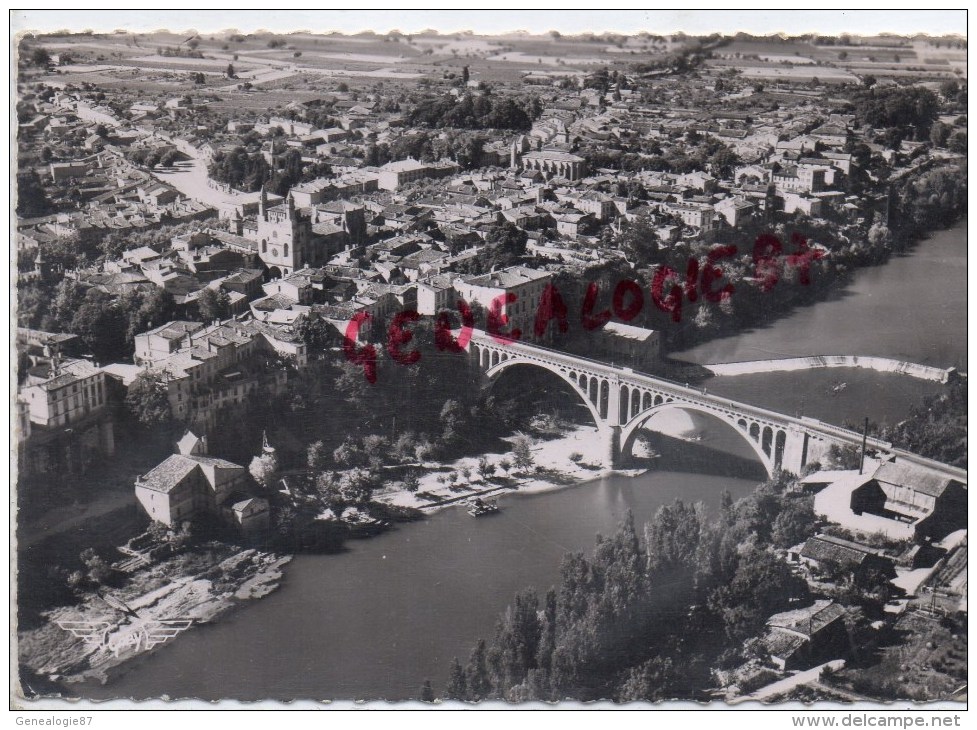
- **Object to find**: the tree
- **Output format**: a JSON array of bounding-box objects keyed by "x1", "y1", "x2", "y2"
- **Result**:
[
  {"x1": 616, "y1": 212, "x2": 659, "y2": 266},
  {"x1": 79, "y1": 548, "x2": 112, "y2": 585},
  {"x1": 616, "y1": 656, "x2": 675, "y2": 702},
  {"x1": 333, "y1": 436, "x2": 366, "y2": 468},
  {"x1": 770, "y1": 497, "x2": 817, "y2": 548},
  {"x1": 465, "y1": 639, "x2": 493, "y2": 701},
  {"x1": 867, "y1": 223, "x2": 893, "y2": 250},
  {"x1": 402, "y1": 471, "x2": 421, "y2": 493},
  {"x1": 708, "y1": 547, "x2": 809, "y2": 641},
  {"x1": 477, "y1": 456, "x2": 495, "y2": 481},
  {"x1": 420, "y1": 679, "x2": 435, "y2": 703},
  {"x1": 314, "y1": 471, "x2": 342, "y2": 512},
  {"x1": 196, "y1": 287, "x2": 230, "y2": 322},
  {"x1": 949, "y1": 130, "x2": 967, "y2": 154},
  {"x1": 29, "y1": 47, "x2": 51, "y2": 67},
  {"x1": 930, "y1": 121, "x2": 951, "y2": 148},
  {"x1": 125, "y1": 370, "x2": 173, "y2": 428},
  {"x1": 71, "y1": 291, "x2": 127, "y2": 363},
  {"x1": 249, "y1": 450, "x2": 280, "y2": 490},
  {"x1": 445, "y1": 657, "x2": 468, "y2": 700},
  {"x1": 338, "y1": 468, "x2": 381, "y2": 506},
  {"x1": 940, "y1": 79, "x2": 960, "y2": 100},
  {"x1": 295, "y1": 312, "x2": 334, "y2": 352},
  {"x1": 16, "y1": 170, "x2": 52, "y2": 218},
  {"x1": 512, "y1": 434, "x2": 535, "y2": 473},
  {"x1": 226, "y1": 63, "x2": 236, "y2": 78},
  {"x1": 160, "y1": 148, "x2": 182, "y2": 167},
  {"x1": 307, "y1": 441, "x2": 330, "y2": 472}
]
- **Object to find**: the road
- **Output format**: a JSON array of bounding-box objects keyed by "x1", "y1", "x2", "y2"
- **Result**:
[
  {"x1": 150, "y1": 156, "x2": 261, "y2": 210},
  {"x1": 731, "y1": 660, "x2": 846, "y2": 704}
]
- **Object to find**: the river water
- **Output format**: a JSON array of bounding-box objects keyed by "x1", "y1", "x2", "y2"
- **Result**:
[
  {"x1": 673, "y1": 220, "x2": 967, "y2": 431},
  {"x1": 78, "y1": 220, "x2": 966, "y2": 701}
]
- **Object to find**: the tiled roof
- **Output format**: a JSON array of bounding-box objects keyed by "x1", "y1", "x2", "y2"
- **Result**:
[
  {"x1": 873, "y1": 462, "x2": 960, "y2": 498},
  {"x1": 137, "y1": 454, "x2": 200, "y2": 494},
  {"x1": 766, "y1": 600, "x2": 846, "y2": 638},
  {"x1": 800, "y1": 536, "x2": 872, "y2": 567}
]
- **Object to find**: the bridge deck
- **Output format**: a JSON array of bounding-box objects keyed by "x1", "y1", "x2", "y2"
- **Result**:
[
  {"x1": 470, "y1": 331, "x2": 884, "y2": 447},
  {"x1": 468, "y1": 331, "x2": 966, "y2": 483}
]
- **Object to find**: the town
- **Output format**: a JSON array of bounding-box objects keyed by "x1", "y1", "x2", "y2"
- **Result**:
[{"x1": 13, "y1": 26, "x2": 967, "y2": 705}]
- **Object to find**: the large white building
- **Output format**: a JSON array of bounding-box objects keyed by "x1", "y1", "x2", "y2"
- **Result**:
[
  {"x1": 20, "y1": 359, "x2": 109, "y2": 428},
  {"x1": 453, "y1": 266, "x2": 554, "y2": 342},
  {"x1": 376, "y1": 158, "x2": 460, "y2": 191}
]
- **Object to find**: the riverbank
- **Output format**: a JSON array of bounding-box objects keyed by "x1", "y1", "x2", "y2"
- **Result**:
[
  {"x1": 673, "y1": 218, "x2": 967, "y2": 370},
  {"x1": 18, "y1": 545, "x2": 291, "y2": 689},
  {"x1": 376, "y1": 424, "x2": 656, "y2": 514}
]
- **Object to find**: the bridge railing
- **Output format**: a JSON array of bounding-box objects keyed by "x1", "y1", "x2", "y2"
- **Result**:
[{"x1": 469, "y1": 330, "x2": 888, "y2": 447}]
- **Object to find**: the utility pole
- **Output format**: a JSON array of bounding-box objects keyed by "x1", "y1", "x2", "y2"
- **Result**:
[{"x1": 858, "y1": 417, "x2": 869, "y2": 475}]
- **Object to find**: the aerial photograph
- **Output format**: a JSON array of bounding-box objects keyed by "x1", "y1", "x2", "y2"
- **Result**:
[{"x1": 11, "y1": 9, "x2": 968, "y2": 709}]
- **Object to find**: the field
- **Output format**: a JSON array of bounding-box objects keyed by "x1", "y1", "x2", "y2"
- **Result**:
[
  {"x1": 19, "y1": 29, "x2": 965, "y2": 118},
  {"x1": 708, "y1": 36, "x2": 964, "y2": 84},
  {"x1": 21, "y1": 29, "x2": 689, "y2": 94}
]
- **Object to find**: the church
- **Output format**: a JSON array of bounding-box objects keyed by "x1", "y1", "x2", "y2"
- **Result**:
[{"x1": 250, "y1": 188, "x2": 367, "y2": 278}]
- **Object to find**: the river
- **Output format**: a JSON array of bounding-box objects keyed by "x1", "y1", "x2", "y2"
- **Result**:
[
  {"x1": 77, "y1": 219, "x2": 966, "y2": 701},
  {"x1": 673, "y1": 219, "x2": 967, "y2": 429}
]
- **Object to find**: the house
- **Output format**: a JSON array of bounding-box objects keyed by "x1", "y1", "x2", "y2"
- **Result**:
[
  {"x1": 795, "y1": 534, "x2": 896, "y2": 581},
  {"x1": 714, "y1": 197, "x2": 756, "y2": 228},
  {"x1": 782, "y1": 192, "x2": 824, "y2": 217},
  {"x1": 850, "y1": 462, "x2": 967, "y2": 540},
  {"x1": 759, "y1": 600, "x2": 849, "y2": 671},
  {"x1": 135, "y1": 438, "x2": 268, "y2": 531},
  {"x1": 134, "y1": 321, "x2": 205, "y2": 366},
  {"x1": 17, "y1": 328, "x2": 84, "y2": 366},
  {"x1": 20, "y1": 358, "x2": 109, "y2": 428},
  {"x1": 590, "y1": 321, "x2": 661, "y2": 371},
  {"x1": 416, "y1": 274, "x2": 456, "y2": 316},
  {"x1": 49, "y1": 161, "x2": 89, "y2": 183},
  {"x1": 519, "y1": 149, "x2": 586, "y2": 182},
  {"x1": 377, "y1": 158, "x2": 460, "y2": 191},
  {"x1": 664, "y1": 201, "x2": 716, "y2": 230},
  {"x1": 453, "y1": 266, "x2": 553, "y2": 343}
]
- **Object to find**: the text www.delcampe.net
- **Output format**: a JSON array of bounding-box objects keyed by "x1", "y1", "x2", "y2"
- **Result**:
[{"x1": 791, "y1": 715, "x2": 962, "y2": 728}]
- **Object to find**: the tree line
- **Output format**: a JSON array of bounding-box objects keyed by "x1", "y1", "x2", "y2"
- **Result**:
[
  {"x1": 434, "y1": 473, "x2": 833, "y2": 702},
  {"x1": 405, "y1": 92, "x2": 542, "y2": 132}
]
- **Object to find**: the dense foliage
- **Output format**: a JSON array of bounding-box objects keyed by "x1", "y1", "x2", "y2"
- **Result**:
[
  {"x1": 405, "y1": 92, "x2": 542, "y2": 131},
  {"x1": 439, "y1": 475, "x2": 820, "y2": 702},
  {"x1": 852, "y1": 86, "x2": 940, "y2": 141},
  {"x1": 883, "y1": 377, "x2": 967, "y2": 468}
]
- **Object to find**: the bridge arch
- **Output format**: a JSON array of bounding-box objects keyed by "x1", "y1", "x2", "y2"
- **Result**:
[
  {"x1": 483, "y1": 355, "x2": 604, "y2": 428},
  {"x1": 620, "y1": 402, "x2": 776, "y2": 478}
]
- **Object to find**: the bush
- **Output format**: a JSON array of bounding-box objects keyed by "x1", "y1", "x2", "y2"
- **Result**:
[{"x1": 569, "y1": 452, "x2": 584, "y2": 463}]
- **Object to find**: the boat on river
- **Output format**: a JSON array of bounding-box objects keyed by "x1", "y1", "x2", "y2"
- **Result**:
[
  {"x1": 341, "y1": 509, "x2": 390, "y2": 537},
  {"x1": 467, "y1": 497, "x2": 499, "y2": 517}
]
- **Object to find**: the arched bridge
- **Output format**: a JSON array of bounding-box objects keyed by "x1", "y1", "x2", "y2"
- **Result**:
[{"x1": 468, "y1": 331, "x2": 895, "y2": 477}]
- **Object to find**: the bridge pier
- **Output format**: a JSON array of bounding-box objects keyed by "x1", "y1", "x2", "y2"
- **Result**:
[
  {"x1": 599, "y1": 425, "x2": 621, "y2": 469},
  {"x1": 780, "y1": 428, "x2": 809, "y2": 475}
]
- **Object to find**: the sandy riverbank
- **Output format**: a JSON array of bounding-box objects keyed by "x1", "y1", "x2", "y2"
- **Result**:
[
  {"x1": 18, "y1": 546, "x2": 291, "y2": 688},
  {"x1": 376, "y1": 424, "x2": 654, "y2": 514}
]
